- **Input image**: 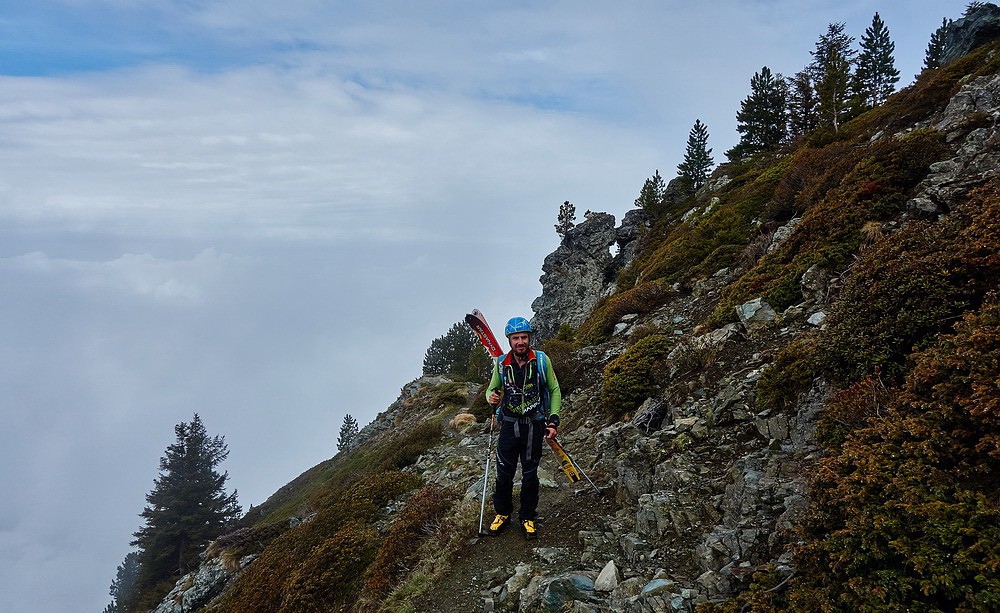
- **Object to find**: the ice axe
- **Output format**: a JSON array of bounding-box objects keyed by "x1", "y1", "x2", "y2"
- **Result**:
[{"x1": 547, "y1": 437, "x2": 602, "y2": 496}]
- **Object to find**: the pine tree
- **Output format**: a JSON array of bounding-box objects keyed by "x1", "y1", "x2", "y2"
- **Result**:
[
  {"x1": 337, "y1": 414, "x2": 360, "y2": 451},
  {"x1": 923, "y1": 18, "x2": 949, "y2": 70},
  {"x1": 810, "y1": 23, "x2": 857, "y2": 131},
  {"x1": 555, "y1": 200, "x2": 576, "y2": 237},
  {"x1": 787, "y1": 69, "x2": 819, "y2": 138},
  {"x1": 422, "y1": 322, "x2": 479, "y2": 378},
  {"x1": 676, "y1": 120, "x2": 713, "y2": 194},
  {"x1": 465, "y1": 339, "x2": 493, "y2": 381},
  {"x1": 728, "y1": 66, "x2": 788, "y2": 161},
  {"x1": 128, "y1": 414, "x2": 241, "y2": 610},
  {"x1": 103, "y1": 552, "x2": 140, "y2": 613},
  {"x1": 634, "y1": 170, "x2": 667, "y2": 214},
  {"x1": 853, "y1": 12, "x2": 900, "y2": 111}
]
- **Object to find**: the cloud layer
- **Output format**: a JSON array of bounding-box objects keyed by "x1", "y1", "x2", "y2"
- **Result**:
[{"x1": 0, "y1": 1, "x2": 969, "y2": 610}]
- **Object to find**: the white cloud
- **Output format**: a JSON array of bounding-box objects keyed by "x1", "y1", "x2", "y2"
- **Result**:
[
  {"x1": 3, "y1": 248, "x2": 240, "y2": 304},
  {"x1": 0, "y1": 1, "x2": 975, "y2": 610}
]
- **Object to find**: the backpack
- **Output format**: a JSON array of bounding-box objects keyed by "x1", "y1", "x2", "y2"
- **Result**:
[{"x1": 497, "y1": 349, "x2": 551, "y2": 418}]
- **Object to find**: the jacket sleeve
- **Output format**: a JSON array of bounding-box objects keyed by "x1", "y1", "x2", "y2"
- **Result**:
[
  {"x1": 485, "y1": 359, "x2": 502, "y2": 400},
  {"x1": 544, "y1": 359, "x2": 562, "y2": 418}
]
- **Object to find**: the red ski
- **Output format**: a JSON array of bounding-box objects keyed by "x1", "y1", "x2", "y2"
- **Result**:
[{"x1": 465, "y1": 309, "x2": 504, "y2": 358}]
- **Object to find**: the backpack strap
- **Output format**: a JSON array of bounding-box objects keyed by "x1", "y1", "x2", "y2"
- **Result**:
[{"x1": 535, "y1": 350, "x2": 550, "y2": 418}]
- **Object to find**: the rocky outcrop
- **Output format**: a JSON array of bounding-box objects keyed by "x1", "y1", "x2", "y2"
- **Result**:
[
  {"x1": 346, "y1": 375, "x2": 456, "y2": 452},
  {"x1": 941, "y1": 3, "x2": 1000, "y2": 66},
  {"x1": 531, "y1": 210, "x2": 647, "y2": 339},
  {"x1": 152, "y1": 555, "x2": 254, "y2": 613},
  {"x1": 908, "y1": 72, "x2": 1000, "y2": 216}
]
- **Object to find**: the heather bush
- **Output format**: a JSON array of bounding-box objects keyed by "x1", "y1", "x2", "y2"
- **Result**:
[
  {"x1": 787, "y1": 298, "x2": 1000, "y2": 610},
  {"x1": 577, "y1": 279, "x2": 675, "y2": 344},
  {"x1": 600, "y1": 334, "x2": 673, "y2": 417},
  {"x1": 711, "y1": 128, "x2": 949, "y2": 325},
  {"x1": 215, "y1": 471, "x2": 420, "y2": 613},
  {"x1": 363, "y1": 483, "x2": 458, "y2": 603},
  {"x1": 821, "y1": 184, "x2": 1000, "y2": 384}
]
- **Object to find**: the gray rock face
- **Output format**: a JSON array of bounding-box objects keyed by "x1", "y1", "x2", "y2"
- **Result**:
[
  {"x1": 908, "y1": 73, "x2": 1000, "y2": 217},
  {"x1": 152, "y1": 555, "x2": 253, "y2": 613},
  {"x1": 941, "y1": 3, "x2": 1000, "y2": 66},
  {"x1": 531, "y1": 210, "x2": 647, "y2": 339}
]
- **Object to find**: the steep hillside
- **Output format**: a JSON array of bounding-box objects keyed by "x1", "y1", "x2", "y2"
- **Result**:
[{"x1": 145, "y1": 17, "x2": 1000, "y2": 613}]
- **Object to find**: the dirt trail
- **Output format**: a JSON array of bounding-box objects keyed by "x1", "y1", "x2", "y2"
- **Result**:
[{"x1": 418, "y1": 471, "x2": 614, "y2": 613}]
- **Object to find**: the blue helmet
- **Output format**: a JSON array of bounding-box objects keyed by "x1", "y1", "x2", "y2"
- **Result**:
[{"x1": 505, "y1": 317, "x2": 533, "y2": 337}]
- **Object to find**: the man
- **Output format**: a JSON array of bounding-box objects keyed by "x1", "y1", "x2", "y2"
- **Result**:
[{"x1": 486, "y1": 316, "x2": 561, "y2": 540}]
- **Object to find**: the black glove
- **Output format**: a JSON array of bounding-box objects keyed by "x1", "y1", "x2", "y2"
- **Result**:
[{"x1": 545, "y1": 415, "x2": 559, "y2": 439}]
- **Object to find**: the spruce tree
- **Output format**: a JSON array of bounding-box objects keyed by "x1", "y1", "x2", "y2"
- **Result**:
[
  {"x1": 728, "y1": 66, "x2": 788, "y2": 161},
  {"x1": 555, "y1": 200, "x2": 576, "y2": 237},
  {"x1": 787, "y1": 69, "x2": 819, "y2": 138},
  {"x1": 634, "y1": 170, "x2": 667, "y2": 214},
  {"x1": 337, "y1": 414, "x2": 360, "y2": 451},
  {"x1": 853, "y1": 12, "x2": 900, "y2": 111},
  {"x1": 422, "y1": 322, "x2": 478, "y2": 378},
  {"x1": 923, "y1": 18, "x2": 949, "y2": 70},
  {"x1": 129, "y1": 414, "x2": 241, "y2": 610},
  {"x1": 676, "y1": 120, "x2": 713, "y2": 195},
  {"x1": 810, "y1": 23, "x2": 857, "y2": 131},
  {"x1": 103, "y1": 552, "x2": 140, "y2": 613}
]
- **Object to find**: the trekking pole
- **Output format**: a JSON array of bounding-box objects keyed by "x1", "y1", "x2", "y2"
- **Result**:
[
  {"x1": 553, "y1": 437, "x2": 602, "y2": 496},
  {"x1": 477, "y1": 415, "x2": 496, "y2": 536}
]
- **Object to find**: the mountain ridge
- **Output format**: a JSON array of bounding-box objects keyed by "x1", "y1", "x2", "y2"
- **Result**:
[{"x1": 141, "y1": 10, "x2": 1000, "y2": 613}]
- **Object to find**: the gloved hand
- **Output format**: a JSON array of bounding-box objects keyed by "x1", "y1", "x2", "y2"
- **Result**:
[{"x1": 545, "y1": 415, "x2": 559, "y2": 440}]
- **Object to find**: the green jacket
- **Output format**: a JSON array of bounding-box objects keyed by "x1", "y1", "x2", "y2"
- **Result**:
[{"x1": 485, "y1": 348, "x2": 561, "y2": 418}]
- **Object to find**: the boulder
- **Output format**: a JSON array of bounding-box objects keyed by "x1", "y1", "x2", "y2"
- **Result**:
[
  {"x1": 736, "y1": 298, "x2": 777, "y2": 332},
  {"x1": 594, "y1": 560, "x2": 621, "y2": 592}
]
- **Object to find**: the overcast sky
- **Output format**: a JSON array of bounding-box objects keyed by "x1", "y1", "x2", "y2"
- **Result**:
[{"x1": 0, "y1": 1, "x2": 971, "y2": 610}]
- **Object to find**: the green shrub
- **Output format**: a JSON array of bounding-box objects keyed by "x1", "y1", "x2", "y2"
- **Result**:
[
  {"x1": 600, "y1": 334, "x2": 674, "y2": 417},
  {"x1": 279, "y1": 523, "x2": 380, "y2": 611},
  {"x1": 787, "y1": 298, "x2": 1000, "y2": 610},
  {"x1": 376, "y1": 421, "x2": 444, "y2": 471},
  {"x1": 820, "y1": 183, "x2": 1000, "y2": 384},
  {"x1": 538, "y1": 337, "x2": 589, "y2": 398},
  {"x1": 577, "y1": 280, "x2": 675, "y2": 344},
  {"x1": 754, "y1": 335, "x2": 820, "y2": 413}
]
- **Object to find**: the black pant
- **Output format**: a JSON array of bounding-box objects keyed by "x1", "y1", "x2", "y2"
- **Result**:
[{"x1": 493, "y1": 416, "x2": 545, "y2": 520}]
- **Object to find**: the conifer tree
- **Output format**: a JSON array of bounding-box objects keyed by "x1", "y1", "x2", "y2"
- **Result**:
[
  {"x1": 787, "y1": 69, "x2": 819, "y2": 138},
  {"x1": 128, "y1": 414, "x2": 241, "y2": 610},
  {"x1": 555, "y1": 200, "x2": 576, "y2": 237},
  {"x1": 634, "y1": 170, "x2": 667, "y2": 214},
  {"x1": 337, "y1": 414, "x2": 360, "y2": 451},
  {"x1": 728, "y1": 66, "x2": 788, "y2": 161},
  {"x1": 853, "y1": 12, "x2": 900, "y2": 111},
  {"x1": 422, "y1": 322, "x2": 478, "y2": 378},
  {"x1": 103, "y1": 552, "x2": 140, "y2": 613},
  {"x1": 810, "y1": 23, "x2": 857, "y2": 131},
  {"x1": 923, "y1": 18, "x2": 949, "y2": 70},
  {"x1": 676, "y1": 120, "x2": 713, "y2": 194}
]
